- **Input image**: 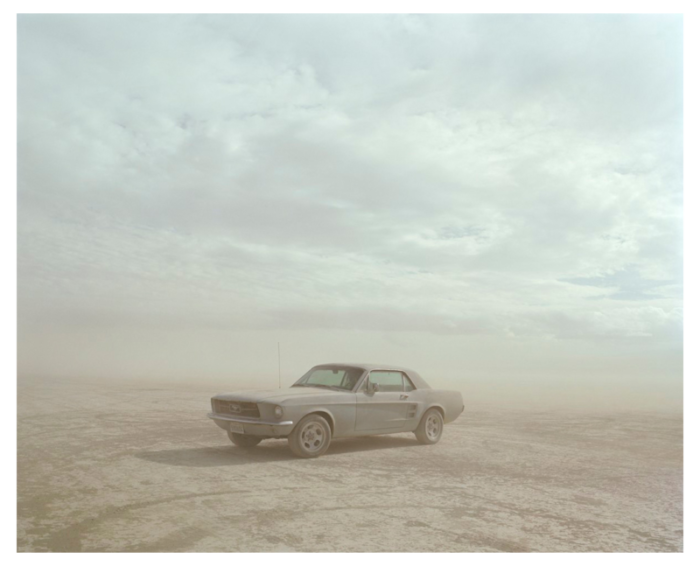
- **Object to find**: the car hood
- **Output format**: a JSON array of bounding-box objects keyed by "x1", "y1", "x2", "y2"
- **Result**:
[{"x1": 213, "y1": 387, "x2": 342, "y2": 403}]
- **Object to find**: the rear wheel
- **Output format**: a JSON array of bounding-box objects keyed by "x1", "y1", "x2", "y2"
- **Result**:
[
  {"x1": 227, "y1": 431, "x2": 262, "y2": 448},
  {"x1": 415, "y1": 408, "x2": 443, "y2": 445},
  {"x1": 288, "y1": 414, "x2": 332, "y2": 458}
]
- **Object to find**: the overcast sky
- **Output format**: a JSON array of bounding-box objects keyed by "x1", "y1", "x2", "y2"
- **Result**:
[{"x1": 17, "y1": 14, "x2": 683, "y2": 409}]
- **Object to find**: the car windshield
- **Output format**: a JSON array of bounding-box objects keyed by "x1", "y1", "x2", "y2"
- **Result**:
[{"x1": 292, "y1": 366, "x2": 364, "y2": 391}]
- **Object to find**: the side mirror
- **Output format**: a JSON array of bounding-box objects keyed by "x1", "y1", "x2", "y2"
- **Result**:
[{"x1": 368, "y1": 381, "x2": 379, "y2": 394}]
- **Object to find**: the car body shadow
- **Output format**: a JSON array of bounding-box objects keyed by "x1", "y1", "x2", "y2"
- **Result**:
[{"x1": 136, "y1": 435, "x2": 421, "y2": 467}]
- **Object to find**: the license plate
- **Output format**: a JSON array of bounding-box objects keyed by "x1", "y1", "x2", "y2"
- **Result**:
[{"x1": 230, "y1": 423, "x2": 245, "y2": 434}]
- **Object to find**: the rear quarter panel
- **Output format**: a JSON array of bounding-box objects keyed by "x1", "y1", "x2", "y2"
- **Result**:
[{"x1": 423, "y1": 389, "x2": 464, "y2": 423}]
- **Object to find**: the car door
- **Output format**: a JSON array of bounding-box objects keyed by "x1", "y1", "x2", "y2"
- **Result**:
[{"x1": 355, "y1": 371, "x2": 411, "y2": 432}]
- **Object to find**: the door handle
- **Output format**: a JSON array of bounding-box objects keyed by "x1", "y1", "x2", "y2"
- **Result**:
[{"x1": 400, "y1": 394, "x2": 408, "y2": 400}]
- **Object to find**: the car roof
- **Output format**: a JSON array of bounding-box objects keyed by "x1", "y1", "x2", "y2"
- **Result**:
[{"x1": 312, "y1": 362, "x2": 431, "y2": 389}]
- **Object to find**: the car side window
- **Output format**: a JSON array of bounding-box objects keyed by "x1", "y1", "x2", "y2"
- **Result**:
[
  {"x1": 368, "y1": 371, "x2": 404, "y2": 392},
  {"x1": 403, "y1": 374, "x2": 416, "y2": 392}
]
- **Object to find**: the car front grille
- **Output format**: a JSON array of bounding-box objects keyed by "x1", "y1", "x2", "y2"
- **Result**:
[{"x1": 212, "y1": 399, "x2": 260, "y2": 418}]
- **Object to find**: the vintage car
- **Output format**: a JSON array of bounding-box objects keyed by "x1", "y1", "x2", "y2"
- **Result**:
[{"x1": 208, "y1": 363, "x2": 464, "y2": 458}]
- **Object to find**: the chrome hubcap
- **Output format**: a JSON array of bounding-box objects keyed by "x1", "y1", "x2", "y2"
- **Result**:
[
  {"x1": 426, "y1": 415, "x2": 441, "y2": 440},
  {"x1": 300, "y1": 422, "x2": 326, "y2": 453}
]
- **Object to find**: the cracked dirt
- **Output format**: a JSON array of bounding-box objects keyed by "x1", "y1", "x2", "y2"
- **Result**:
[{"x1": 17, "y1": 375, "x2": 682, "y2": 552}]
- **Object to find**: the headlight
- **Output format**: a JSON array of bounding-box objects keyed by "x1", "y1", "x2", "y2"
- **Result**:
[{"x1": 274, "y1": 405, "x2": 283, "y2": 419}]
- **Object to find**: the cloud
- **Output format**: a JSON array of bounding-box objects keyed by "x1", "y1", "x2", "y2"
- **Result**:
[
  {"x1": 18, "y1": 14, "x2": 683, "y2": 348},
  {"x1": 561, "y1": 266, "x2": 678, "y2": 301}
]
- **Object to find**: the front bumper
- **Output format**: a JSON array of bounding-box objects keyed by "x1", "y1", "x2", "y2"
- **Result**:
[{"x1": 208, "y1": 412, "x2": 295, "y2": 437}]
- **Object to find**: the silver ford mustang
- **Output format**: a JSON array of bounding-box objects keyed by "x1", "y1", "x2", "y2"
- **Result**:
[{"x1": 208, "y1": 363, "x2": 464, "y2": 458}]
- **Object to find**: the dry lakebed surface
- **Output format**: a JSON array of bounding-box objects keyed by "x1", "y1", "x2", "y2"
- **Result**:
[{"x1": 17, "y1": 375, "x2": 682, "y2": 552}]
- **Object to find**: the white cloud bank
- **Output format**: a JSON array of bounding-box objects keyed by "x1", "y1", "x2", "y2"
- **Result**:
[{"x1": 17, "y1": 15, "x2": 683, "y2": 401}]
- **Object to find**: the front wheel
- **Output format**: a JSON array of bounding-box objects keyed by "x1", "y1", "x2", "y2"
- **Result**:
[
  {"x1": 288, "y1": 414, "x2": 332, "y2": 458},
  {"x1": 228, "y1": 431, "x2": 262, "y2": 448},
  {"x1": 415, "y1": 408, "x2": 443, "y2": 445}
]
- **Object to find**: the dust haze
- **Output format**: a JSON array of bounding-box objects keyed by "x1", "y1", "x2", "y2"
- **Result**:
[{"x1": 17, "y1": 14, "x2": 683, "y2": 552}]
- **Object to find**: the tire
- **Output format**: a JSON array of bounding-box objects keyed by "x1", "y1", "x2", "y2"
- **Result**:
[
  {"x1": 415, "y1": 408, "x2": 444, "y2": 445},
  {"x1": 227, "y1": 431, "x2": 262, "y2": 448},
  {"x1": 288, "y1": 414, "x2": 332, "y2": 458}
]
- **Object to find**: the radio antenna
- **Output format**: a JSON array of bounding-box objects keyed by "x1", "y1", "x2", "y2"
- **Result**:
[{"x1": 278, "y1": 342, "x2": 281, "y2": 389}]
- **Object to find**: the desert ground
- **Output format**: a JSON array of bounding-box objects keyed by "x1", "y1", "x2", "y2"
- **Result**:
[{"x1": 17, "y1": 375, "x2": 682, "y2": 552}]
